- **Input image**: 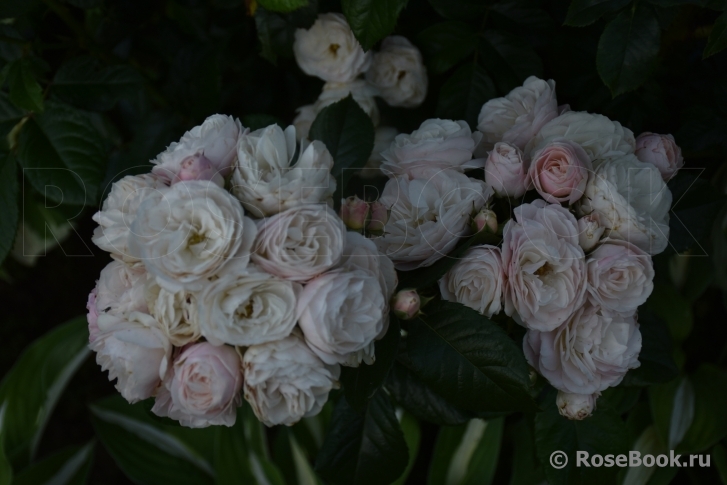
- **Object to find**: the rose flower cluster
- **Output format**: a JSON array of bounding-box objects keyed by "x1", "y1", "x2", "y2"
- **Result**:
[
  {"x1": 368, "y1": 76, "x2": 681, "y2": 420},
  {"x1": 291, "y1": 12, "x2": 427, "y2": 177},
  {"x1": 87, "y1": 115, "x2": 396, "y2": 428}
]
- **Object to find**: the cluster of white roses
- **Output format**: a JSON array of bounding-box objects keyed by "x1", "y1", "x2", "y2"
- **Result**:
[
  {"x1": 87, "y1": 114, "x2": 396, "y2": 428},
  {"x1": 369, "y1": 76, "x2": 682, "y2": 420},
  {"x1": 291, "y1": 12, "x2": 427, "y2": 177}
]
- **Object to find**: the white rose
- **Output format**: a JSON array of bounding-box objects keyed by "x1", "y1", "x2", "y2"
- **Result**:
[
  {"x1": 577, "y1": 155, "x2": 671, "y2": 255},
  {"x1": 484, "y1": 142, "x2": 531, "y2": 198},
  {"x1": 152, "y1": 342, "x2": 243, "y2": 428},
  {"x1": 231, "y1": 124, "x2": 336, "y2": 217},
  {"x1": 577, "y1": 214, "x2": 606, "y2": 253},
  {"x1": 524, "y1": 303, "x2": 641, "y2": 394},
  {"x1": 297, "y1": 269, "x2": 386, "y2": 366},
  {"x1": 198, "y1": 264, "x2": 300, "y2": 346},
  {"x1": 557, "y1": 391, "x2": 597, "y2": 420},
  {"x1": 502, "y1": 200, "x2": 588, "y2": 331},
  {"x1": 339, "y1": 231, "x2": 397, "y2": 302},
  {"x1": 92, "y1": 174, "x2": 168, "y2": 264},
  {"x1": 526, "y1": 111, "x2": 635, "y2": 163},
  {"x1": 360, "y1": 126, "x2": 398, "y2": 178},
  {"x1": 91, "y1": 311, "x2": 171, "y2": 403},
  {"x1": 365, "y1": 36, "x2": 427, "y2": 108},
  {"x1": 129, "y1": 180, "x2": 257, "y2": 291},
  {"x1": 293, "y1": 13, "x2": 371, "y2": 83},
  {"x1": 93, "y1": 260, "x2": 148, "y2": 318},
  {"x1": 152, "y1": 114, "x2": 242, "y2": 185},
  {"x1": 586, "y1": 238, "x2": 654, "y2": 313},
  {"x1": 314, "y1": 80, "x2": 380, "y2": 126},
  {"x1": 144, "y1": 276, "x2": 200, "y2": 347},
  {"x1": 477, "y1": 76, "x2": 558, "y2": 151},
  {"x1": 243, "y1": 331, "x2": 340, "y2": 427},
  {"x1": 375, "y1": 169, "x2": 493, "y2": 270},
  {"x1": 380, "y1": 119, "x2": 483, "y2": 178},
  {"x1": 251, "y1": 204, "x2": 346, "y2": 281},
  {"x1": 293, "y1": 104, "x2": 317, "y2": 141},
  {"x1": 439, "y1": 245, "x2": 504, "y2": 318}
]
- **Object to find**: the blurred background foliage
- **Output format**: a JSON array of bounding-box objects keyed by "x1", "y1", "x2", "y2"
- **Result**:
[{"x1": 1, "y1": 0, "x2": 727, "y2": 483}]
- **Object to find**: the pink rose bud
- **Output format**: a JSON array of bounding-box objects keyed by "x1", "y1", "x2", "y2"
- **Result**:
[
  {"x1": 393, "y1": 289, "x2": 420, "y2": 320},
  {"x1": 341, "y1": 195, "x2": 370, "y2": 231},
  {"x1": 472, "y1": 209, "x2": 497, "y2": 234},
  {"x1": 634, "y1": 132, "x2": 684, "y2": 182},
  {"x1": 173, "y1": 153, "x2": 225, "y2": 186},
  {"x1": 577, "y1": 214, "x2": 605, "y2": 252},
  {"x1": 529, "y1": 139, "x2": 592, "y2": 205},
  {"x1": 367, "y1": 201, "x2": 388, "y2": 234},
  {"x1": 557, "y1": 391, "x2": 597, "y2": 420}
]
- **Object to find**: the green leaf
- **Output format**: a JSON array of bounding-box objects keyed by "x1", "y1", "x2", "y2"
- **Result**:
[
  {"x1": 596, "y1": 4, "x2": 661, "y2": 96},
  {"x1": 428, "y1": 418, "x2": 504, "y2": 485},
  {"x1": 16, "y1": 101, "x2": 107, "y2": 205},
  {"x1": 341, "y1": 316, "x2": 401, "y2": 412},
  {"x1": 397, "y1": 227, "x2": 501, "y2": 290},
  {"x1": 342, "y1": 0, "x2": 409, "y2": 51},
  {"x1": 289, "y1": 432, "x2": 322, "y2": 485},
  {"x1": 564, "y1": 0, "x2": 631, "y2": 27},
  {"x1": 386, "y1": 363, "x2": 479, "y2": 426},
  {"x1": 0, "y1": 316, "x2": 90, "y2": 467},
  {"x1": 437, "y1": 62, "x2": 496, "y2": 129},
  {"x1": 309, "y1": 95, "x2": 375, "y2": 203},
  {"x1": 13, "y1": 442, "x2": 94, "y2": 485},
  {"x1": 0, "y1": 91, "x2": 27, "y2": 145},
  {"x1": 427, "y1": 0, "x2": 486, "y2": 21},
  {"x1": 0, "y1": 154, "x2": 18, "y2": 265},
  {"x1": 392, "y1": 412, "x2": 420, "y2": 485},
  {"x1": 534, "y1": 387, "x2": 629, "y2": 485},
  {"x1": 258, "y1": 0, "x2": 309, "y2": 13},
  {"x1": 510, "y1": 416, "x2": 545, "y2": 485},
  {"x1": 677, "y1": 365, "x2": 727, "y2": 453},
  {"x1": 91, "y1": 396, "x2": 215, "y2": 485},
  {"x1": 52, "y1": 57, "x2": 143, "y2": 111},
  {"x1": 668, "y1": 171, "x2": 726, "y2": 254},
  {"x1": 649, "y1": 377, "x2": 694, "y2": 451},
  {"x1": 0, "y1": 405, "x2": 12, "y2": 485},
  {"x1": 620, "y1": 426, "x2": 671, "y2": 485},
  {"x1": 7, "y1": 59, "x2": 43, "y2": 112},
  {"x1": 238, "y1": 403, "x2": 287, "y2": 485},
  {"x1": 620, "y1": 308, "x2": 678, "y2": 387},
  {"x1": 214, "y1": 408, "x2": 257, "y2": 485},
  {"x1": 405, "y1": 301, "x2": 536, "y2": 413},
  {"x1": 645, "y1": 282, "x2": 693, "y2": 342},
  {"x1": 416, "y1": 22, "x2": 476, "y2": 74},
  {"x1": 254, "y1": 3, "x2": 318, "y2": 63},
  {"x1": 713, "y1": 443, "x2": 727, "y2": 485},
  {"x1": 477, "y1": 30, "x2": 543, "y2": 94},
  {"x1": 599, "y1": 386, "x2": 640, "y2": 415},
  {"x1": 704, "y1": 10, "x2": 727, "y2": 59},
  {"x1": 315, "y1": 391, "x2": 408, "y2": 485}
]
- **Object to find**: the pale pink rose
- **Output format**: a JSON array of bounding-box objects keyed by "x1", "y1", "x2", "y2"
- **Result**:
[
  {"x1": 171, "y1": 153, "x2": 224, "y2": 185},
  {"x1": 634, "y1": 132, "x2": 684, "y2": 181},
  {"x1": 87, "y1": 287, "x2": 99, "y2": 343},
  {"x1": 91, "y1": 311, "x2": 172, "y2": 403},
  {"x1": 94, "y1": 260, "x2": 148, "y2": 317},
  {"x1": 586, "y1": 238, "x2": 654, "y2": 313},
  {"x1": 529, "y1": 139, "x2": 592, "y2": 205},
  {"x1": 485, "y1": 142, "x2": 531, "y2": 198},
  {"x1": 439, "y1": 245, "x2": 503, "y2": 318},
  {"x1": 502, "y1": 200, "x2": 587, "y2": 331},
  {"x1": 152, "y1": 342, "x2": 243, "y2": 428},
  {"x1": 524, "y1": 303, "x2": 641, "y2": 395},
  {"x1": 577, "y1": 214, "x2": 605, "y2": 253}
]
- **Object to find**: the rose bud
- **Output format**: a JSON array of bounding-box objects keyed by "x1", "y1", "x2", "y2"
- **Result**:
[
  {"x1": 557, "y1": 391, "x2": 597, "y2": 420},
  {"x1": 577, "y1": 214, "x2": 605, "y2": 253},
  {"x1": 341, "y1": 195, "x2": 370, "y2": 231},
  {"x1": 174, "y1": 153, "x2": 224, "y2": 186},
  {"x1": 472, "y1": 209, "x2": 498, "y2": 234},
  {"x1": 367, "y1": 201, "x2": 388, "y2": 234},
  {"x1": 634, "y1": 132, "x2": 684, "y2": 182},
  {"x1": 392, "y1": 289, "x2": 420, "y2": 320}
]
